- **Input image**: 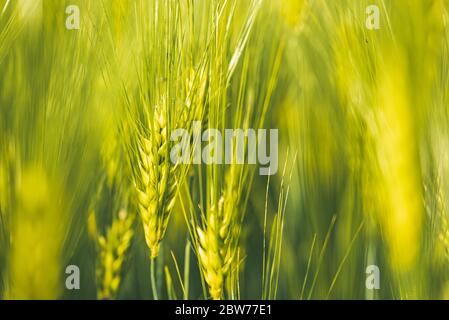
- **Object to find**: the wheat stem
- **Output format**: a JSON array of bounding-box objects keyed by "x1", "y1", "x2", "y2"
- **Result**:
[{"x1": 150, "y1": 257, "x2": 159, "y2": 300}]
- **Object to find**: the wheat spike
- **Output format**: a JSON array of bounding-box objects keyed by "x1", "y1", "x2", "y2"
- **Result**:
[
  {"x1": 135, "y1": 67, "x2": 206, "y2": 259},
  {"x1": 96, "y1": 210, "x2": 134, "y2": 300},
  {"x1": 196, "y1": 169, "x2": 241, "y2": 300},
  {"x1": 438, "y1": 209, "x2": 449, "y2": 262},
  {"x1": 136, "y1": 102, "x2": 177, "y2": 259}
]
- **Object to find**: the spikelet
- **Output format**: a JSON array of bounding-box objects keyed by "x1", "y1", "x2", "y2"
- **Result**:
[{"x1": 96, "y1": 209, "x2": 135, "y2": 300}]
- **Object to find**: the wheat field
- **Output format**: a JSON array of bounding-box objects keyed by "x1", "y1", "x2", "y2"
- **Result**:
[{"x1": 0, "y1": 0, "x2": 448, "y2": 300}]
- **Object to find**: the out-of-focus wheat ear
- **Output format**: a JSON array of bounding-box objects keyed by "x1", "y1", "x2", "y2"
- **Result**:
[
  {"x1": 7, "y1": 167, "x2": 65, "y2": 299},
  {"x1": 439, "y1": 214, "x2": 449, "y2": 262},
  {"x1": 96, "y1": 209, "x2": 135, "y2": 300}
]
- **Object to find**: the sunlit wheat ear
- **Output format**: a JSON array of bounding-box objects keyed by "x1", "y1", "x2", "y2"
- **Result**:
[
  {"x1": 197, "y1": 197, "x2": 226, "y2": 300},
  {"x1": 137, "y1": 103, "x2": 177, "y2": 259},
  {"x1": 135, "y1": 67, "x2": 207, "y2": 260},
  {"x1": 96, "y1": 210, "x2": 134, "y2": 300},
  {"x1": 197, "y1": 186, "x2": 240, "y2": 300}
]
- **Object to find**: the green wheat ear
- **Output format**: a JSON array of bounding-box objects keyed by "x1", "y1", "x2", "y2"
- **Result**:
[
  {"x1": 136, "y1": 103, "x2": 176, "y2": 259},
  {"x1": 131, "y1": 66, "x2": 207, "y2": 260},
  {"x1": 438, "y1": 209, "x2": 449, "y2": 262},
  {"x1": 197, "y1": 196, "x2": 226, "y2": 300},
  {"x1": 120, "y1": 0, "x2": 210, "y2": 263},
  {"x1": 96, "y1": 209, "x2": 135, "y2": 300},
  {"x1": 196, "y1": 170, "x2": 242, "y2": 300},
  {"x1": 137, "y1": 85, "x2": 205, "y2": 259}
]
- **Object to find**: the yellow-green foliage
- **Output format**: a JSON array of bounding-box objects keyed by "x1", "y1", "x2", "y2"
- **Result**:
[
  {"x1": 7, "y1": 167, "x2": 65, "y2": 299},
  {"x1": 1, "y1": 0, "x2": 449, "y2": 300},
  {"x1": 281, "y1": 0, "x2": 449, "y2": 299}
]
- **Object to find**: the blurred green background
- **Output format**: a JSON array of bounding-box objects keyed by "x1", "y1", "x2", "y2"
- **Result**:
[{"x1": 0, "y1": 0, "x2": 448, "y2": 300}]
